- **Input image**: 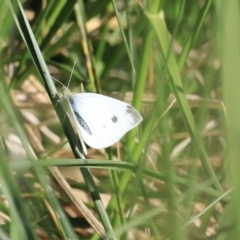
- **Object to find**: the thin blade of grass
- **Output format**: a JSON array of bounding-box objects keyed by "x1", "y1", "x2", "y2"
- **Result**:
[
  {"x1": 145, "y1": 10, "x2": 223, "y2": 192},
  {"x1": 5, "y1": 0, "x2": 115, "y2": 238},
  {"x1": 111, "y1": 0, "x2": 135, "y2": 74}
]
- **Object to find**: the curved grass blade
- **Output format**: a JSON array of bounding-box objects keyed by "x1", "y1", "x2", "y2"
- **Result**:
[
  {"x1": 144, "y1": 10, "x2": 223, "y2": 193},
  {"x1": 5, "y1": 0, "x2": 116, "y2": 238}
]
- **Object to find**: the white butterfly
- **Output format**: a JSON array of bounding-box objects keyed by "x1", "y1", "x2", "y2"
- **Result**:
[
  {"x1": 56, "y1": 60, "x2": 142, "y2": 154},
  {"x1": 61, "y1": 87, "x2": 142, "y2": 155}
]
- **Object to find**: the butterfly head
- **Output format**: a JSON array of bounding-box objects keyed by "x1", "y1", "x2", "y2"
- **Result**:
[{"x1": 62, "y1": 87, "x2": 72, "y2": 98}]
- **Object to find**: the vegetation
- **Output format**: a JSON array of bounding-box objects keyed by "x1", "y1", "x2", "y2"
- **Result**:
[{"x1": 0, "y1": 0, "x2": 239, "y2": 239}]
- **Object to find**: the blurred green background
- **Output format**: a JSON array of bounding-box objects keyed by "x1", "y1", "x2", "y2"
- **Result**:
[{"x1": 0, "y1": 0, "x2": 239, "y2": 239}]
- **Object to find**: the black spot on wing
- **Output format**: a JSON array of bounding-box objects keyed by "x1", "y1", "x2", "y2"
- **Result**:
[
  {"x1": 68, "y1": 96, "x2": 92, "y2": 135},
  {"x1": 74, "y1": 111, "x2": 92, "y2": 135},
  {"x1": 126, "y1": 105, "x2": 141, "y2": 124},
  {"x1": 111, "y1": 115, "x2": 118, "y2": 123}
]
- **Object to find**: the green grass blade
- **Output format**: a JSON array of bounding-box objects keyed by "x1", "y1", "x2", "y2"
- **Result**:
[
  {"x1": 178, "y1": 0, "x2": 213, "y2": 70},
  {"x1": 144, "y1": 10, "x2": 223, "y2": 192},
  {"x1": 218, "y1": 1, "x2": 240, "y2": 238},
  {"x1": 111, "y1": 0, "x2": 135, "y2": 74},
  {"x1": 5, "y1": 0, "x2": 115, "y2": 238}
]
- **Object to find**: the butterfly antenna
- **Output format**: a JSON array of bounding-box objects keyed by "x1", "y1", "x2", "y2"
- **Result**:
[
  {"x1": 49, "y1": 75, "x2": 66, "y2": 89},
  {"x1": 43, "y1": 71, "x2": 65, "y2": 88},
  {"x1": 67, "y1": 59, "x2": 78, "y2": 89}
]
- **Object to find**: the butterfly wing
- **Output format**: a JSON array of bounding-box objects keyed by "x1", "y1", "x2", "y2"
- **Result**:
[{"x1": 68, "y1": 93, "x2": 142, "y2": 149}]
